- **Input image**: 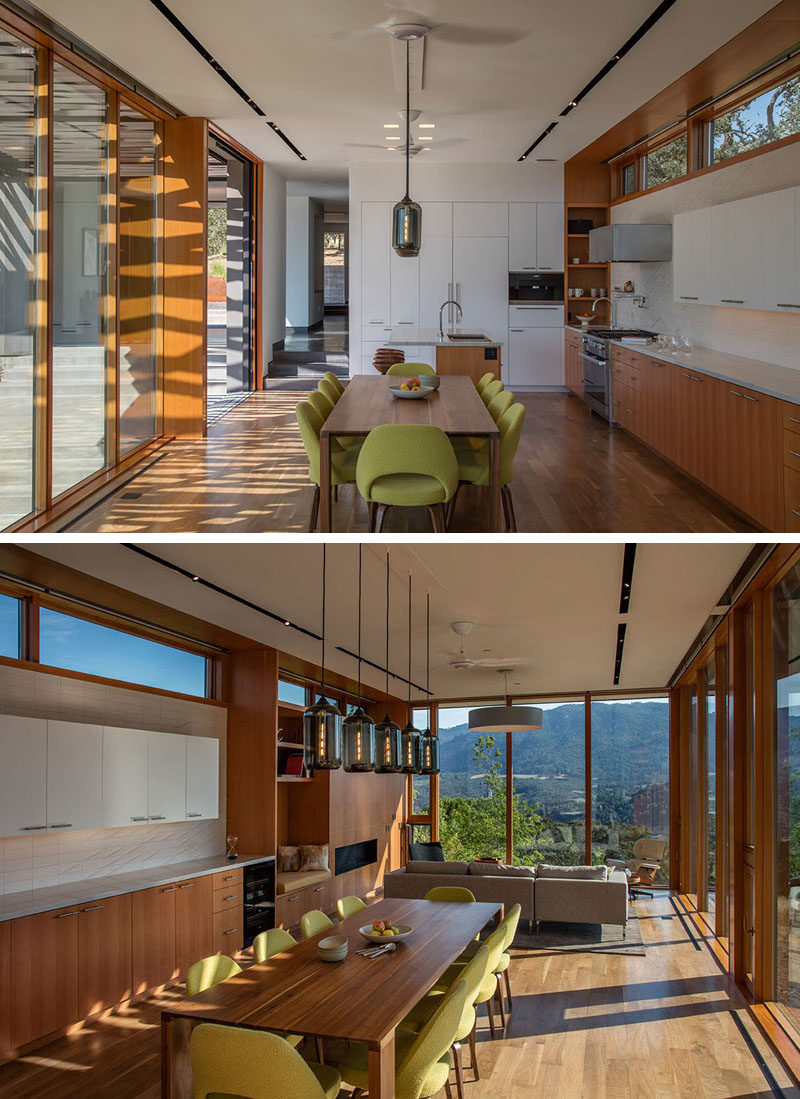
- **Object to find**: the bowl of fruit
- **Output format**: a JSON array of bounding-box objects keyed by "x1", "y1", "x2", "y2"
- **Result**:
[
  {"x1": 388, "y1": 377, "x2": 433, "y2": 399},
  {"x1": 359, "y1": 920, "x2": 413, "y2": 943}
]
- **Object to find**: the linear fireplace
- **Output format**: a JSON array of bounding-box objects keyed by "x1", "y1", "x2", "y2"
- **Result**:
[{"x1": 335, "y1": 838, "x2": 377, "y2": 876}]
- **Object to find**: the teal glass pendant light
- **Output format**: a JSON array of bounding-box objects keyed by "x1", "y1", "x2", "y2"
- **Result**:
[
  {"x1": 343, "y1": 547, "x2": 375, "y2": 773},
  {"x1": 400, "y1": 572, "x2": 422, "y2": 774},
  {"x1": 374, "y1": 551, "x2": 402, "y2": 774},
  {"x1": 303, "y1": 545, "x2": 342, "y2": 770},
  {"x1": 420, "y1": 592, "x2": 440, "y2": 776},
  {"x1": 392, "y1": 37, "x2": 422, "y2": 257}
]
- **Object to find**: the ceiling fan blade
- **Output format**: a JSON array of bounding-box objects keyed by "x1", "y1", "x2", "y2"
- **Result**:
[{"x1": 431, "y1": 25, "x2": 529, "y2": 47}]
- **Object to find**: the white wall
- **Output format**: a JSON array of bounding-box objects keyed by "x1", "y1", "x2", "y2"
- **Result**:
[
  {"x1": 285, "y1": 194, "x2": 324, "y2": 330},
  {"x1": 0, "y1": 663, "x2": 227, "y2": 895},
  {"x1": 261, "y1": 163, "x2": 286, "y2": 361},
  {"x1": 610, "y1": 142, "x2": 800, "y2": 369}
]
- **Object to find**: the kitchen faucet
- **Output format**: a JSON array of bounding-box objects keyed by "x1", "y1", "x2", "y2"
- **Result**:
[
  {"x1": 439, "y1": 299, "x2": 463, "y2": 340},
  {"x1": 591, "y1": 295, "x2": 616, "y2": 328}
]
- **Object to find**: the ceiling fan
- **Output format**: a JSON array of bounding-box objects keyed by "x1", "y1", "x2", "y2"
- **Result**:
[
  {"x1": 444, "y1": 621, "x2": 528, "y2": 672},
  {"x1": 325, "y1": 6, "x2": 528, "y2": 48}
]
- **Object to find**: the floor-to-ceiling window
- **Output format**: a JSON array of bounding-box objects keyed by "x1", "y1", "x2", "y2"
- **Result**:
[
  {"x1": 591, "y1": 696, "x2": 670, "y2": 882},
  {"x1": 51, "y1": 62, "x2": 111, "y2": 497},
  {"x1": 438, "y1": 703, "x2": 507, "y2": 862},
  {"x1": 0, "y1": 29, "x2": 39, "y2": 527},
  {"x1": 706, "y1": 657, "x2": 717, "y2": 913}
]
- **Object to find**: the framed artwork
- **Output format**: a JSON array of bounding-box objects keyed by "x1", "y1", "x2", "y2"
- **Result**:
[{"x1": 82, "y1": 228, "x2": 99, "y2": 278}]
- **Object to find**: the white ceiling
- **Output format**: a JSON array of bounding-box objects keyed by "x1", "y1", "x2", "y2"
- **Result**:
[
  {"x1": 25, "y1": 541, "x2": 753, "y2": 699},
  {"x1": 32, "y1": 0, "x2": 775, "y2": 190}
]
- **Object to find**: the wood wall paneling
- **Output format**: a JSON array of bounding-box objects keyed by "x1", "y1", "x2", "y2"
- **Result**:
[
  {"x1": 0, "y1": 921, "x2": 10, "y2": 1057},
  {"x1": 77, "y1": 893, "x2": 132, "y2": 1019},
  {"x1": 162, "y1": 117, "x2": 208, "y2": 439}
]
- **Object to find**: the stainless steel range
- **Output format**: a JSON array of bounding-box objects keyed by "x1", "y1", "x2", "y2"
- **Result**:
[{"x1": 579, "y1": 328, "x2": 656, "y2": 423}]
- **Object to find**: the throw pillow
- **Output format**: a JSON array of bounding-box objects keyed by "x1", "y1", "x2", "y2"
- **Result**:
[
  {"x1": 536, "y1": 863, "x2": 609, "y2": 881},
  {"x1": 277, "y1": 845, "x2": 300, "y2": 873},
  {"x1": 405, "y1": 860, "x2": 469, "y2": 875},
  {"x1": 300, "y1": 843, "x2": 329, "y2": 872},
  {"x1": 468, "y1": 861, "x2": 535, "y2": 877}
]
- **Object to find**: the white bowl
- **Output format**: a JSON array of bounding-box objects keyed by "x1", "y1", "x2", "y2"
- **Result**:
[
  {"x1": 318, "y1": 934, "x2": 348, "y2": 962},
  {"x1": 389, "y1": 385, "x2": 434, "y2": 400},
  {"x1": 358, "y1": 923, "x2": 413, "y2": 943}
]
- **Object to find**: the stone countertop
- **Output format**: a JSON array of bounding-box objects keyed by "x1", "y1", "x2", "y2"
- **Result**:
[
  {"x1": 564, "y1": 325, "x2": 800, "y2": 405},
  {"x1": 0, "y1": 853, "x2": 271, "y2": 923},
  {"x1": 380, "y1": 327, "x2": 504, "y2": 347}
]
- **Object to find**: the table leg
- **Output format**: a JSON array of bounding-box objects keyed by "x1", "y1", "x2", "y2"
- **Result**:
[
  {"x1": 320, "y1": 433, "x2": 332, "y2": 532},
  {"x1": 161, "y1": 1014, "x2": 171, "y2": 1099},
  {"x1": 489, "y1": 436, "x2": 501, "y2": 532},
  {"x1": 368, "y1": 1031, "x2": 396, "y2": 1099},
  {"x1": 161, "y1": 1015, "x2": 194, "y2": 1099},
  {"x1": 492, "y1": 904, "x2": 505, "y2": 930}
]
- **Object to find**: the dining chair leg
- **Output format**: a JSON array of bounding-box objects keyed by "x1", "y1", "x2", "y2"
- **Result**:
[
  {"x1": 495, "y1": 976, "x2": 506, "y2": 1029},
  {"x1": 468, "y1": 1021, "x2": 480, "y2": 1080},
  {"x1": 486, "y1": 997, "x2": 496, "y2": 1037},
  {"x1": 504, "y1": 968, "x2": 513, "y2": 1012},
  {"x1": 309, "y1": 485, "x2": 320, "y2": 532},
  {"x1": 315, "y1": 1036, "x2": 324, "y2": 1063},
  {"x1": 368, "y1": 500, "x2": 378, "y2": 532},
  {"x1": 352, "y1": 1091, "x2": 365, "y2": 1098},
  {"x1": 502, "y1": 485, "x2": 518, "y2": 533},
  {"x1": 446, "y1": 483, "x2": 462, "y2": 526},
  {"x1": 334, "y1": 484, "x2": 339, "y2": 503},
  {"x1": 428, "y1": 505, "x2": 442, "y2": 533},
  {"x1": 439, "y1": 502, "x2": 449, "y2": 532},
  {"x1": 377, "y1": 504, "x2": 391, "y2": 532},
  {"x1": 444, "y1": 1081, "x2": 454, "y2": 1099},
  {"x1": 452, "y1": 1041, "x2": 464, "y2": 1099}
]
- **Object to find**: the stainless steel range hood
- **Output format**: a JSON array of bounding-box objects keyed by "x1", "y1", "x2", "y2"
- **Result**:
[{"x1": 589, "y1": 224, "x2": 672, "y2": 263}]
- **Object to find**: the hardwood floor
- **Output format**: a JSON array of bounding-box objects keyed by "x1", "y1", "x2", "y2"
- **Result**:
[
  {"x1": 0, "y1": 894, "x2": 794, "y2": 1098},
  {"x1": 57, "y1": 391, "x2": 752, "y2": 533}
]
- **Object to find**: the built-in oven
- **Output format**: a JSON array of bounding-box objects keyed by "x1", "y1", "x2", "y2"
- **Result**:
[
  {"x1": 243, "y1": 857, "x2": 275, "y2": 947},
  {"x1": 580, "y1": 336, "x2": 612, "y2": 422},
  {"x1": 509, "y1": 271, "x2": 564, "y2": 302}
]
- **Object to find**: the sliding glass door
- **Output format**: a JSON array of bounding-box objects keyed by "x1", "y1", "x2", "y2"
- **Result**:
[{"x1": 0, "y1": 29, "x2": 40, "y2": 526}]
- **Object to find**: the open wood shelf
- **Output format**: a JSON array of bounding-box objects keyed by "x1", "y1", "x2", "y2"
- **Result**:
[
  {"x1": 569, "y1": 263, "x2": 608, "y2": 269},
  {"x1": 277, "y1": 739, "x2": 303, "y2": 750},
  {"x1": 277, "y1": 775, "x2": 313, "y2": 783},
  {"x1": 567, "y1": 233, "x2": 590, "y2": 239},
  {"x1": 277, "y1": 701, "x2": 306, "y2": 714}
]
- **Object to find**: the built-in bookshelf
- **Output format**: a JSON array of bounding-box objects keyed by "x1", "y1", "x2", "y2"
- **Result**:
[{"x1": 564, "y1": 202, "x2": 611, "y2": 326}]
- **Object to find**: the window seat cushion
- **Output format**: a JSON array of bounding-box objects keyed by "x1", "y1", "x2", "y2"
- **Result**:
[{"x1": 276, "y1": 869, "x2": 332, "y2": 895}]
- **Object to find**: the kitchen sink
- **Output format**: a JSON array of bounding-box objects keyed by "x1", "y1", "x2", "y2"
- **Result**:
[{"x1": 447, "y1": 332, "x2": 488, "y2": 340}]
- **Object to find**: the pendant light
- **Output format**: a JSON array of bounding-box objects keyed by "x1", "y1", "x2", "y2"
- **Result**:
[
  {"x1": 401, "y1": 572, "x2": 423, "y2": 774},
  {"x1": 303, "y1": 545, "x2": 342, "y2": 770},
  {"x1": 420, "y1": 592, "x2": 440, "y2": 776},
  {"x1": 391, "y1": 36, "x2": 422, "y2": 257},
  {"x1": 343, "y1": 546, "x2": 375, "y2": 772},
  {"x1": 374, "y1": 551, "x2": 402, "y2": 773},
  {"x1": 468, "y1": 670, "x2": 544, "y2": 733}
]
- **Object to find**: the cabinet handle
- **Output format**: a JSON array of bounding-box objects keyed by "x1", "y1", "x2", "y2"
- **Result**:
[
  {"x1": 56, "y1": 911, "x2": 79, "y2": 918},
  {"x1": 130, "y1": 816, "x2": 148, "y2": 822},
  {"x1": 149, "y1": 815, "x2": 166, "y2": 821},
  {"x1": 223, "y1": 928, "x2": 237, "y2": 935},
  {"x1": 729, "y1": 389, "x2": 757, "y2": 402},
  {"x1": 680, "y1": 295, "x2": 698, "y2": 301},
  {"x1": 395, "y1": 321, "x2": 414, "y2": 325},
  {"x1": 626, "y1": 409, "x2": 636, "y2": 415},
  {"x1": 789, "y1": 417, "x2": 800, "y2": 425},
  {"x1": 720, "y1": 298, "x2": 744, "y2": 304},
  {"x1": 81, "y1": 904, "x2": 103, "y2": 913},
  {"x1": 681, "y1": 373, "x2": 702, "y2": 382},
  {"x1": 368, "y1": 320, "x2": 385, "y2": 324},
  {"x1": 49, "y1": 823, "x2": 71, "y2": 829},
  {"x1": 21, "y1": 825, "x2": 47, "y2": 831},
  {"x1": 187, "y1": 812, "x2": 202, "y2": 817},
  {"x1": 777, "y1": 303, "x2": 800, "y2": 309},
  {"x1": 790, "y1": 451, "x2": 800, "y2": 461},
  {"x1": 791, "y1": 509, "x2": 800, "y2": 519},
  {"x1": 161, "y1": 887, "x2": 177, "y2": 893},
  {"x1": 510, "y1": 328, "x2": 525, "y2": 333},
  {"x1": 223, "y1": 874, "x2": 238, "y2": 881},
  {"x1": 223, "y1": 894, "x2": 237, "y2": 901},
  {"x1": 179, "y1": 883, "x2": 194, "y2": 890}
]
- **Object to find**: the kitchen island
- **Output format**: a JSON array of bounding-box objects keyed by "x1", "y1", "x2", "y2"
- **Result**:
[{"x1": 380, "y1": 327, "x2": 502, "y2": 383}]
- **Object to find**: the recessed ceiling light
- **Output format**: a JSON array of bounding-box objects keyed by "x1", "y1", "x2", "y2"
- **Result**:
[
  {"x1": 418, "y1": 136, "x2": 432, "y2": 141},
  {"x1": 418, "y1": 123, "x2": 435, "y2": 129},
  {"x1": 385, "y1": 135, "x2": 400, "y2": 140},
  {"x1": 383, "y1": 123, "x2": 400, "y2": 129},
  {"x1": 422, "y1": 147, "x2": 431, "y2": 151}
]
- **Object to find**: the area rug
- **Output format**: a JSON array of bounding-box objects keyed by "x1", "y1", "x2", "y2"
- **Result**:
[{"x1": 511, "y1": 912, "x2": 645, "y2": 956}]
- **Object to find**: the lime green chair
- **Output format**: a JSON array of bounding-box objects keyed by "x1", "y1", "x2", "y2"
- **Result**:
[
  {"x1": 458, "y1": 903, "x2": 521, "y2": 1016},
  {"x1": 401, "y1": 944, "x2": 492, "y2": 1097},
  {"x1": 295, "y1": 401, "x2": 359, "y2": 531},
  {"x1": 337, "y1": 895, "x2": 367, "y2": 922},
  {"x1": 435, "y1": 923, "x2": 508, "y2": 1037},
  {"x1": 342, "y1": 979, "x2": 468, "y2": 1099},
  {"x1": 386, "y1": 361, "x2": 436, "y2": 376},
  {"x1": 424, "y1": 885, "x2": 476, "y2": 903},
  {"x1": 190, "y1": 1023, "x2": 341, "y2": 1099},
  {"x1": 300, "y1": 908, "x2": 334, "y2": 940},
  {"x1": 318, "y1": 376, "x2": 340, "y2": 406},
  {"x1": 480, "y1": 379, "x2": 504, "y2": 407},
  {"x1": 450, "y1": 403, "x2": 526, "y2": 532},
  {"x1": 323, "y1": 371, "x2": 345, "y2": 397},
  {"x1": 185, "y1": 954, "x2": 241, "y2": 996},
  {"x1": 308, "y1": 387, "x2": 335, "y2": 420},
  {"x1": 253, "y1": 926, "x2": 297, "y2": 964},
  {"x1": 476, "y1": 372, "x2": 497, "y2": 395},
  {"x1": 356, "y1": 424, "x2": 458, "y2": 533},
  {"x1": 487, "y1": 389, "x2": 513, "y2": 423}
]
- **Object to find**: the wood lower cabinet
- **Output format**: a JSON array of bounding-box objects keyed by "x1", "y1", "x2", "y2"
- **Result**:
[
  {"x1": 212, "y1": 908, "x2": 243, "y2": 954},
  {"x1": 435, "y1": 344, "x2": 502, "y2": 384},
  {"x1": 10, "y1": 906, "x2": 80, "y2": 1049},
  {"x1": 275, "y1": 890, "x2": 304, "y2": 930},
  {"x1": 305, "y1": 877, "x2": 333, "y2": 915},
  {"x1": 716, "y1": 384, "x2": 782, "y2": 528},
  {"x1": 175, "y1": 876, "x2": 213, "y2": 976},
  {"x1": 564, "y1": 329, "x2": 583, "y2": 397},
  {"x1": 0, "y1": 921, "x2": 10, "y2": 1057},
  {"x1": 77, "y1": 893, "x2": 132, "y2": 1019},
  {"x1": 131, "y1": 884, "x2": 177, "y2": 995},
  {"x1": 784, "y1": 466, "x2": 800, "y2": 529}
]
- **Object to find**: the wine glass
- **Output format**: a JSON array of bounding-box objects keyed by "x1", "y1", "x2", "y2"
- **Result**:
[{"x1": 681, "y1": 334, "x2": 694, "y2": 354}]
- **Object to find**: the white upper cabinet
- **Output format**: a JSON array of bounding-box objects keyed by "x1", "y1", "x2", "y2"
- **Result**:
[
  {"x1": 763, "y1": 186, "x2": 800, "y2": 313},
  {"x1": 673, "y1": 208, "x2": 712, "y2": 304},
  {"x1": 0, "y1": 715, "x2": 47, "y2": 837},
  {"x1": 508, "y1": 203, "x2": 537, "y2": 270},
  {"x1": 186, "y1": 737, "x2": 220, "y2": 821},
  {"x1": 46, "y1": 720, "x2": 102, "y2": 833},
  {"x1": 389, "y1": 249, "x2": 420, "y2": 327},
  {"x1": 419, "y1": 234, "x2": 454, "y2": 331},
  {"x1": 453, "y1": 202, "x2": 508, "y2": 237},
  {"x1": 535, "y1": 203, "x2": 564, "y2": 271},
  {"x1": 711, "y1": 195, "x2": 763, "y2": 310},
  {"x1": 102, "y1": 725, "x2": 149, "y2": 828},
  {"x1": 453, "y1": 235, "x2": 509, "y2": 342},
  {"x1": 147, "y1": 731, "x2": 187, "y2": 824},
  {"x1": 361, "y1": 202, "x2": 391, "y2": 327},
  {"x1": 420, "y1": 201, "x2": 452, "y2": 237}
]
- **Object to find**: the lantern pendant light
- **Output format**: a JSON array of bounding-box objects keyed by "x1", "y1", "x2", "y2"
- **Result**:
[
  {"x1": 303, "y1": 545, "x2": 342, "y2": 770},
  {"x1": 420, "y1": 592, "x2": 440, "y2": 776},
  {"x1": 391, "y1": 37, "x2": 422, "y2": 258},
  {"x1": 374, "y1": 551, "x2": 402, "y2": 774},
  {"x1": 401, "y1": 573, "x2": 423, "y2": 774},
  {"x1": 343, "y1": 546, "x2": 375, "y2": 773}
]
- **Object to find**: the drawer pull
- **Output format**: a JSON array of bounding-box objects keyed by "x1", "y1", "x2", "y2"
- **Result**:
[
  {"x1": 789, "y1": 417, "x2": 800, "y2": 426},
  {"x1": 21, "y1": 825, "x2": 47, "y2": 831},
  {"x1": 149, "y1": 815, "x2": 166, "y2": 821},
  {"x1": 130, "y1": 816, "x2": 148, "y2": 822},
  {"x1": 626, "y1": 409, "x2": 635, "y2": 415},
  {"x1": 680, "y1": 295, "x2": 698, "y2": 301},
  {"x1": 792, "y1": 509, "x2": 800, "y2": 519},
  {"x1": 720, "y1": 298, "x2": 744, "y2": 304},
  {"x1": 81, "y1": 904, "x2": 103, "y2": 913},
  {"x1": 730, "y1": 390, "x2": 757, "y2": 402},
  {"x1": 161, "y1": 887, "x2": 177, "y2": 894},
  {"x1": 681, "y1": 373, "x2": 702, "y2": 382},
  {"x1": 56, "y1": 911, "x2": 79, "y2": 918},
  {"x1": 179, "y1": 883, "x2": 194, "y2": 890},
  {"x1": 49, "y1": 822, "x2": 71, "y2": 829},
  {"x1": 223, "y1": 894, "x2": 237, "y2": 902},
  {"x1": 791, "y1": 451, "x2": 800, "y2": 461},
  {"x1": 777, "y1": 303, "x2": 800, "y2": 309},
  {"x1": 224, "y1": 928, "x2": 237, "y2": 935},
  {"x1": 187, "y1": 812, "x2": 202, "y2": 818},
  {"x1": 395, "y1": 321, "x2": 415, "y2": 325}
]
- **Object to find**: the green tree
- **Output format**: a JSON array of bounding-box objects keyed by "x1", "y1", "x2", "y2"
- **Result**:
[
  {"x1": 714, "y1": 76, "x2": 800, "y2": 162},
  {"x1": 208, "y1": 208, "x2": 226, "y2": 257}
]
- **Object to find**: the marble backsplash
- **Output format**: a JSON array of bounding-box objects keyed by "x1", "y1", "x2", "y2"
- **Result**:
[
  {"x1": 0, "y1": 662, "x2": 227, "y2": 895},
  {"x1": 610, "y1": 140, "x2": 800, "y2": 370}
]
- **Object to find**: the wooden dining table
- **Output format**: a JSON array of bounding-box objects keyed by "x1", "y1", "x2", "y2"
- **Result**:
[
  {"x1": 160, "y1": 896, "x2": 502, "y2": 1099},
  {"x1": 319, "y1": 375, "x2": 502, "y2": 532}
]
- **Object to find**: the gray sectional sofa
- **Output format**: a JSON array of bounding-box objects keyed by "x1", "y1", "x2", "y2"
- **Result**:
[{"x1": 383, "y1": 860, "x2": 629, "y2": 931}]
